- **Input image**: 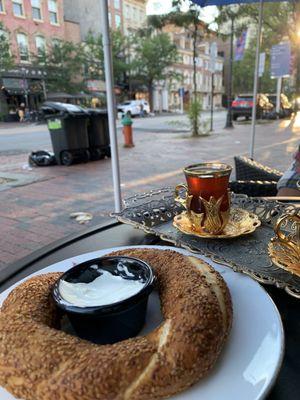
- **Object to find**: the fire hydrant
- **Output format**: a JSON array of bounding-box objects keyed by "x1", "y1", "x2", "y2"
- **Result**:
[{"x1": 121, "y1": 113, "x2": 134, "y2": 148}]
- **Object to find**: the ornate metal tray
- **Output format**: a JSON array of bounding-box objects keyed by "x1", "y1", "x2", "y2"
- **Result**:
[{"x1": 113, "y1": 187, "x2": 300, "y2": 299}]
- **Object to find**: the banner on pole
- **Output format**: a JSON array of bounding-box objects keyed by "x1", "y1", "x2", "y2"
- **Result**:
[
  {"x1": 210, "y1": 42, "x2": 218, "y2": 73},
  {"x1": 258, "y1": 52, "x2": 265, "y2": 77},
  {"x1": 235, "y1": 30, "x2": 247, "y2": 61},
  {"x1": 271, "y1": 42, "x2": 291, "y2": 78}
]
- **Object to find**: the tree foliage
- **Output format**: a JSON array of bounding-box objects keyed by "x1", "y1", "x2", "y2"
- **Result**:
[
  {"x1": 133, "y1": 32, "x2": 179, "y2": 109},
  {"x1": 32, "y1": 41, "x2": 85, "y2": 93},
  {"x1": 164, "y1": 1, "x2": 210, "y2": 136},
  {"x1": 0, "y1": 22, "x2": 14, "y2": 71},
  {"x1": 216, "y1": 2, "x2": 300, "y2": 95},
  {"x1": 84, "y1": 30, "x2": 132, "y2": 86}
]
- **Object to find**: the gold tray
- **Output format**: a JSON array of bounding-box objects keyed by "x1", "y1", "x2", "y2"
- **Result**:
[
  {"x1": 268, "y1": 240, "x2": 300, "y2": 277},
  {"x1": 173, "y1": 208, "x2": 261, "y2": 239}
]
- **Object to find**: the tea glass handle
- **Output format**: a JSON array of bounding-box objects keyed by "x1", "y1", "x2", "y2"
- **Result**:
[{"x1": 175, "y1": 184, "x2": 188, "y2": 209}]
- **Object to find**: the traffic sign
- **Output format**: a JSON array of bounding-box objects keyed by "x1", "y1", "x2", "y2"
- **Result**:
[
  {"x1": 258, "y1": 52, "x2": 265, "y2": 77},
  {"x1": 271, "y1": 42, "x2": 291, "y2": 78}
]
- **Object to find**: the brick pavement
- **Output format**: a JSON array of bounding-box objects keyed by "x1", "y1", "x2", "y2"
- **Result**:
[{"x1": 0, "y1": 115, "x2": 299, "y2": 270}]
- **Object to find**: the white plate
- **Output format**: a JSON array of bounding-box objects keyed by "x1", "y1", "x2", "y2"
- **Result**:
[{"x1": 0, "y1": 246, "x2": 284, "y2": 400}]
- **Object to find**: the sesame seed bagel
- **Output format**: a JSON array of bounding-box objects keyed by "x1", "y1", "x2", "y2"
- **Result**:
[{"x1": 0, "y1": 249, "x2": 232, "y2": 400}]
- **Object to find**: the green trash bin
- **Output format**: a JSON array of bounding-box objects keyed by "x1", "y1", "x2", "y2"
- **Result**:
[
  {"x1": 45, "y1": 102, "x2": 90, "y2": 166},
  {"x1": 86, "y1": 108, "x2": 111, "y2": 160}
]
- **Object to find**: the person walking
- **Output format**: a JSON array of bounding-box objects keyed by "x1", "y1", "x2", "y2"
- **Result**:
[{"x1": 18, "y1": 105, "x2": 25, "y2": 122}]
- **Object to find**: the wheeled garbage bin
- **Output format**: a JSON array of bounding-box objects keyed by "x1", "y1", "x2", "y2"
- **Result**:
[
  {"x1": 86, "y1": 108, "x2": 111, "y2": 160},
  {"x1": 45, "y1": 102, "x2": 90, "y2": 166}
]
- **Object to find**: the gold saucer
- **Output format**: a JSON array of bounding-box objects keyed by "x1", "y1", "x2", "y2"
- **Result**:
[
  {"x1": 268, "y1": 240, "x2": 300, "y2": 277},
  {"x1": 173, "y1": 208, "x2": 261, "y2": 239}
]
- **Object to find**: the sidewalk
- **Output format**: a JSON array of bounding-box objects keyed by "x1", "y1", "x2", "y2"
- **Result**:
[{"x1": 0, "y1": 116, "x2": 298, "y2": 270}]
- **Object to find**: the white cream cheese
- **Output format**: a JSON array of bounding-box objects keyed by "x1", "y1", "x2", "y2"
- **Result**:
[{"x1": 59, "y1": 269, "x2": 144, "y2": 308}]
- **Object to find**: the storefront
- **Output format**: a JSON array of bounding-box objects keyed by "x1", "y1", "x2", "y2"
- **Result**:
[{"x1": 0, "y1": 67, "x2": 46, "y2": 121}]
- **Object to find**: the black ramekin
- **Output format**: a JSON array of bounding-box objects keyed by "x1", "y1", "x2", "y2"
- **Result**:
[{"x1": 52, "y1": 256, "x2": 156, "y2": 344}]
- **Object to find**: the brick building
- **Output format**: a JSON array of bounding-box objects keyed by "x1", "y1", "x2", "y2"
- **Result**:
[
  {"x1": 0, "y1": 0, "x2": 80, "y2": 117},
  {"x1": 152, "y1": 24, "x2": 224, "y2": 112}
]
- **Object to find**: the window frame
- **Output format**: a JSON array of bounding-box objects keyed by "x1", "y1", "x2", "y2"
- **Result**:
[
  {"x1": 0, "y1": 0, "x2": 6, "y2": 14},
  {"x1": 35, "y1": 35, "x2": 46, "y2": 57},
  {"x1": 48, "y1": 0, "x2": 59, "y2": 25},
  {"x1": 31, "y1": 0, "x2": 43, "y2": 21},
  {"x1": 12, "y1": 0, "x2": 25, "y2": 18},
  {"x1": 16, "y1": 32, "x2": 30, "y2": 63}
]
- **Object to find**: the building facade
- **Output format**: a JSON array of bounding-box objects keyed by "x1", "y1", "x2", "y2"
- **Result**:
[
  {"x1": 0, "y1": 0, "x2": 80, "y2": 116},
  {"x1": 63, "y1": 0, "x2": 124, "y2": 40},
  {"x1": 153, "y1": 24, "x2": 224, "y2": 112},
  {"x1": 63, "y1": 0, "x2": 147, "y2": 39},
  {"x1": 123, "y1": 0, "x2": 146, "y2": 34}
]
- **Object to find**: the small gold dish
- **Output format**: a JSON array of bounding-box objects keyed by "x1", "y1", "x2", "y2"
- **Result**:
[
  {"x1": 268, "y1": 214, "x2": 300, "y2": 277},
  {"x1": 173, "y1": 208, "x2": 261, "y2": 239}
]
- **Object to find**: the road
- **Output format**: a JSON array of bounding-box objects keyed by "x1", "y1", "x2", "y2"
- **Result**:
[{"x1": 0, "y1": 111, "x2": 227, "y2": 154}]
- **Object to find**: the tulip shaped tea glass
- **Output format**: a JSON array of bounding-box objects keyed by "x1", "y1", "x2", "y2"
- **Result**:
[{"x1": 175, "y1": 163, "x2": 232, "y2": 235}]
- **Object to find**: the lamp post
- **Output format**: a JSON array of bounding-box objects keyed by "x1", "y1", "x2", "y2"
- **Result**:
[{"x1": 224, "y1": 15, "x2": 234, "y2": 129}]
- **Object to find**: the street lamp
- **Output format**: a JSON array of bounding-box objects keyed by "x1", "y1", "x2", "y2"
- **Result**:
[{"x1": 224, "y1": 5, "x2": 239, "y2": 129}]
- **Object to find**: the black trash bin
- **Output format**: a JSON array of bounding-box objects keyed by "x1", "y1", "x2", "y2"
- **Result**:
[
  {"x1": 86, "y1": 108, "x2": 111, "y2": 160},
  {"x1": 45, "y1": 102, "x2": 90, "y2": 166}
]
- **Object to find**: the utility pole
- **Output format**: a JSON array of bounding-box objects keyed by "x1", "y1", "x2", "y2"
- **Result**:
[
  {"x1": 210, "y1": 73, "x2": 214, "y2": 131},
  {"x1": 225, "y1": 16, "x2": 234, "y2": 129},
  {"x1": 100, "y1": 0, "x2": 122, "y2": 212}
]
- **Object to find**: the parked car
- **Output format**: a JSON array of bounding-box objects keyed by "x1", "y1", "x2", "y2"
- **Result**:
[
  {"x1": 232, "y1": 94, "x2": 273, "y2": 121},
  {"x1": 117, "y1": 100, "x2": 150, "y2": 117},
  {"x1": 266, "y1": 94, "x2": 293, "y2": 118}
]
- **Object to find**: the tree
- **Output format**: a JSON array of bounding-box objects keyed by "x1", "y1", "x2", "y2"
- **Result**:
[
  {"x1": 162, "y1": 1, "x2": 211, "y2": 135},
  {"x1": 84, "y1": 30, "x2": 132, "y2": 87},
  {"x1": 32, "y1": 41, "x2": 85, "y2": 93},
  {"x1": 0, "y1": 22, "x2": 14, "y2": 71},
  {"x1": 216, "y1": 2, "x2": 300, "y2": 95},
  {"x1": 232, "y1": 43, "x2": 275, "y2": 94},
  {"x1": 133, "y1": 32, "x2": 179, "y2": 111}
]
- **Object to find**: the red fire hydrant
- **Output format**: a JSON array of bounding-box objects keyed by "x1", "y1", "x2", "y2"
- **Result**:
[{"x1": 121, "y1": 113, "x2": 134, "y2": 148}]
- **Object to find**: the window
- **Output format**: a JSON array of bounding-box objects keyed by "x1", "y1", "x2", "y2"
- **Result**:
[
  {"x1": 48, "y1": 0, "x2": 58, "y2": 24},
  {"x1": 114, "y1": 0, "x2": 120, "y2": 9},
  {"x1": 125, "y1": 4, "x2": 130, "y2": 18},
  {"x1": 31, "y1": 0, "x2": 42, "y2": 20},
  {"x1": 13, "y1": 0, "x2": 24, "y2": 17},
  {"x1": 52, "y1": 38, "x2": 61, "y2": 48},
  {"x1": 36, "y1": 36, "x2": 46, "y2": 57},
  {"x1": 0, "y1": 0, "x2": 5, "y2": 13},
  {"x1": 115, "y1": 14, "x2": 121, "y2": 28},
  {"x1": 17, "y1": 33, "x2": 29, "y2": 62},
  {"x1": 108, "y1": 12, "x2": 111, "y2": 26}
]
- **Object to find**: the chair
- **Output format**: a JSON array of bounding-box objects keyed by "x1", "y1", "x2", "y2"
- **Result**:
[
  {"x1": 229, "y1": 180, "x2": 278, "y2": 197},
  {"x1": 234, "y1": 156, "x2": 283, "y2": 182}
]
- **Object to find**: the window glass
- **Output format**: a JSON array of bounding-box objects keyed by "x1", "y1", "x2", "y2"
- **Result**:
[
  {"x1": 52, "y1": 38, "x2": 61, "y2": 48},
  {"x1": 31, "y1": 0, "x2": 42, "y2": 20},
  {"x1": 13, "y1": 0, "x2": 24, "y2": 17},
  {"x1": 17, "y1": 33, "x2": 29, "y2": 61},
  {"x1": 114, "y1": 0, "x2": 120, "y2": 9},
  {"x1": 0, "y1": 1, "x2": 5, "y2": 13},
  {"x1": 48, "y1": 0, "x2": 58, "y2": 24},
  {"x1": 115, "y1": 14, "x2": 121, "y2": 28},
  {"x1": 36, "y1": 36, "x2": 46, "y2": 56}
]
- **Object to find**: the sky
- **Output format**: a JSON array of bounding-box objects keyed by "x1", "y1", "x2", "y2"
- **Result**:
[{"x1": 146, "y1": 0, "x2": 219, "y2": 25}]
